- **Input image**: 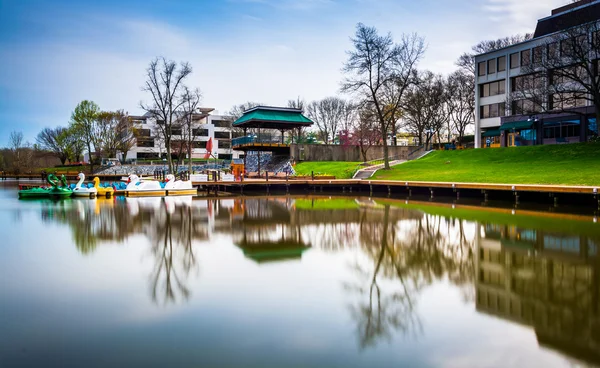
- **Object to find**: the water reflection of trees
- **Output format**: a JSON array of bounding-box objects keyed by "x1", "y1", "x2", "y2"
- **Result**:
[
  {"x1": 343, "y1": 204, "x2": 476, "y2": 348},
  {"x1": 40, "y1": 197, "x2": 205, "y2": 305}
]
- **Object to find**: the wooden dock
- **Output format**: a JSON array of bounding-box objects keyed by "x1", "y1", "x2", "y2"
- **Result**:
[{"x1": 191, "y1": 179, "x2": 600, "y2": 207}]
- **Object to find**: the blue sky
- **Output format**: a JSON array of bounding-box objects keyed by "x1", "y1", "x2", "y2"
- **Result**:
[{"x1": 0, "y1": 0, "x2": 566, "y2": 143}]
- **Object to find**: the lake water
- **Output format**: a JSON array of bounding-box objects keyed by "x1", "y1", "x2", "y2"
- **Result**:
[{"x1": 1, "y1": 181, "x2": 600, "y2": 368}]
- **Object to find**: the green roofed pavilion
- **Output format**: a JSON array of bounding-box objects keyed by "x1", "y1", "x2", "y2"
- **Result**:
[
  {"x1": 232, "y1": 106, "x2": 314, "y2": 129},
  {"x1": 232, "y1": 106, "x2": 314, "y2": 154}
]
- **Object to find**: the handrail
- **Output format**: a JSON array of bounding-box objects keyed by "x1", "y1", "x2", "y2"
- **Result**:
[{"x1": 362, "y1": 145, "x2": 423, "y2": 167}]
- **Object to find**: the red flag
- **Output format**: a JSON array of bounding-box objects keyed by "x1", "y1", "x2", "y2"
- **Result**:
[{"x1": 204, "y1": 138, "x2": 213, "y2": 159}]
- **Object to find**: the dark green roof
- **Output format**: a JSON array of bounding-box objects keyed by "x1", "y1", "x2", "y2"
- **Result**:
[
  {"x1": 500, "y1": 121, "x2": 533, "y2": 131},
  {"x1": 232, "y1": 107, "x2": 314, "y2": 129},
  {"x1": 482, "y1": 129, "x2": 501, "y2": 137}
]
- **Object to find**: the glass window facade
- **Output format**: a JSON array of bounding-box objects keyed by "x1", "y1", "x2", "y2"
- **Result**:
[
  {"x1": 478, "y1": 62, "x2": 486, "y2": 76},
  {"x1": 532, "y1": 46, "x2": 543, "y2": 64},
  {"x1": 480, "y1": 102, "x2": 505, "y2": 118},
  {"x1": 487, "y1": 59, "x2": 496, "y2": 74},
  {"x1": 480, "y1": 80, "x2": 505, "y2": 97},
  {"x1": 192, "y1": 128, "x2": 209, "y2": 136},
  {"x1": 214, "y1": 131, "x2": 231, "y2": 139},
  {"x1": 543, "y1": 121, "x2": 581, "y2": 139},
  {"x1": 510, "y1": 53, "x2": 519, "y2": 69},
  {"x1": 498, "y1": 56, "x2": 506, "y2": 72},
  {"x1": 520, "y1": 129, "x2": 537, "y2": 141},
  {"x1": 521, "y1": 49, "x2": 531, "y2": 66}
]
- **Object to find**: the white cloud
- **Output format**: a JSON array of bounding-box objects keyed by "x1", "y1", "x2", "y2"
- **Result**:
[{"x1": 483, "y1": 0, "x2": 567, "y2": 34}]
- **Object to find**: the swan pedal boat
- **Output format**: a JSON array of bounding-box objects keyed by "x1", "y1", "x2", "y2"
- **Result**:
[
  {"x1": 93, "y1": 177, "x2": 114, "y2": 197},
  {"x1": 18, "y1": 174, "x2": 72, "y2": 199},
  {"x1": 163, "y1": 174, "x2": 197, "y2": 196},
  {"x1": 123, "y1": 174, "x2": 196, "y2": 197},
  {"x1": 72, "y1": 173, "x2": 97, "y2": 198}
]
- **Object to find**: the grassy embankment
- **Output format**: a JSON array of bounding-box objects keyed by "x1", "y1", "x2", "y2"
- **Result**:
[
  {"x1": 293, "y1": 161, "x2": 362, "y2": 179},
  {"x1": 368, "y1": 142, "x2": 600, "y2": 186}
]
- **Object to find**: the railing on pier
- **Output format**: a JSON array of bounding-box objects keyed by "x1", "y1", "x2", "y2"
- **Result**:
[{"x1": 232, "y1": 133, "x2": 286, "y2": 147}]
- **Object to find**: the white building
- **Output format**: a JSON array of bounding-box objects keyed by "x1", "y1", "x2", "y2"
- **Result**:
[
  {"x1": 474, "y1": 0, "x2": 600, "y2": 148},
  {"x1": 126, "y1": 110, "x2": 243, "y2": 161}
]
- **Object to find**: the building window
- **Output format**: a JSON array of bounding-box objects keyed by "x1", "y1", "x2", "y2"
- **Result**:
[
  {"x1": 218, "y1": 140, "x2": 231, "y2": 149},
  {"x1": 480, "y1": 102, "x2": 505, "y2": 118},
  {"x1": 560, "y1": 38, "x2": 574, "y2": 56},
  {"x1": 512, "y1": 73, "x2": 544, "y2": 92},
  {"x1": 498, "y1": 56, "x2": 506, "y2": 72},
  {"x1": 138, "y1": 129, "x2": 151, "y2": 137},
  {"x1": 193, "y1": 141, "x2": 207, "y2": 149},
  {"x1": 487, "y1": 59, "x2": 496, "y2": 74},
  {"x1": 532, "y1": 46, "x2": 543, "y2": 64},
  {"x1": 548, "y1": 42, "x2": 559, "y2": 59},
  {"x1": 218, "y1": 154, "x2": 233, "y2": 160},
  {"x1": 520, "y1": 129, "x2": 537, "y2": 141},
  {"x1": 521, "y1": 49, "x2": 531, "y2": 67},
  {"x1": 136, "y1": 139, "x2": 154, "y2": 148},
  {"x1": 510, "y1": 53, "x2": 519, "y2": 69},
  {"x1": 192, "y1": 128, "x2": 209, "y2": 136},
  {"x1": 478, "y1": 62, "x2": 486, "y2": 76},
  {"x1": 171, "y1": 128, "x2": 182, "y2": 136},
  {"x1": 214, "y1": 131, "x2": 230, "y2": 139},
  {"x1": 512, "y1": 99, "x2": 540, "y2": 115},
  {"x1": 479, "y1": 80, "x2": 505, "y2": 97},
  {"x1": 543, "y1": 122, "x2": 581, "y2": 139},
  {"x1": 550, "y1": 93, "x2": 588, "y2": 110},
  {"x1": 137, "y1": 152, "x2": 160, "y2": 160},
  {"x1": 212, "y1": 120, "x2": 231, "y2": 128}
]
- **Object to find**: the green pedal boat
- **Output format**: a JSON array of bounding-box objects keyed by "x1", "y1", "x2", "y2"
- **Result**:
[{"x1": 18, "y1": 174, "x2": 73, "y2": 199}]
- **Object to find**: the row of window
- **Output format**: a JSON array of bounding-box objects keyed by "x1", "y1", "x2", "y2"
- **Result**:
[
  {"x1": 136, "y1": 138, "x2": 232, "y2": 148},
  {"x1": 478, "y1": 36, "x2": 594, "y2": 77},
  {"x1": 478, "y1": 56, "x2": 507, "y2": 76},
  {"x1": 479, "y1": 79, "x2": 506, "y2": 97},
  {"x1": 480, "y1": 102, "x2": 505, "y2": 118}
]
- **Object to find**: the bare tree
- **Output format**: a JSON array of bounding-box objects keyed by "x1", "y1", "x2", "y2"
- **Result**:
[
  {"x1": 180, "y1": 87, "x2": 203, "y2": 173},
  {"x1": 140, "y1": 57, "x2": 192, "y2": 174},
  {"x1": 402, "y1": 71, "x2": 448, "y2": 149},
  {"x1": 36, "y1": 127, "x2": 71, "y2": 165},
  {"x1": 353, "y1": 104, "x2": 380, "y2": 161},
  {"x1": 447, "y1": 70, "x2": 475, "y2": 144},
  {"x1": 287, "y1": 97, "x2": 306, "y2": 110},
  {"x1": 456, "y1": 34, "x2": 533, "y2": 74},
  {"x1": 306, "y1": 97, "x2": 352, "y2": 143},
  {"x1": 512, "y1": 20, "x2": 600, "y2": 127},
  {"x1": 342, "y1": 23, "x2": 425, "y2": 169}
]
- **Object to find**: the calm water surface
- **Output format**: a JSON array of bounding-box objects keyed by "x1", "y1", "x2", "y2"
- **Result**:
[{"x1": 1, "y1": 182, "x2": 600, "y2": 368}]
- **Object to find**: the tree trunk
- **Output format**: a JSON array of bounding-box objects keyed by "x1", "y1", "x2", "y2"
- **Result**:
[{"x1": 381, "y1": 121, "x2": 390, "y2": 170}]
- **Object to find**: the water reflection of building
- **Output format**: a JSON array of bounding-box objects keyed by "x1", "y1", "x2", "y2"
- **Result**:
[{"x1": 476, "y1": 222, "x2": 600, "y2": 365}]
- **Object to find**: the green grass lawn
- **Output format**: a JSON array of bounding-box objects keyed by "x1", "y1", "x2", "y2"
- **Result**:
[
  {"x1": 372, "y1": 142, "x2": 600, "y2": 186},
  {"x1": 293, "y1": 161, "x2": 362, "y2": 179},
  {"x1": 294, "y1": 198, "x2": 359, "y2": 210}
]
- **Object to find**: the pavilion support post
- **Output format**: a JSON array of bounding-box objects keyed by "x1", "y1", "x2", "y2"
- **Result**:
[{"x1": 281, "y1": 130, "x2": 285, "y2": 144}]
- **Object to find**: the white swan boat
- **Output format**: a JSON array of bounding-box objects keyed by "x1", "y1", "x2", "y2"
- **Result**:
[
  {"x1": 164, "y1": 174, "x2": 197, "y2": 196},
  {"x1": 124, "y1": 174, "x2": 165, "y2": 197},
  {"x1": 72, "y1": 173, "x2": 98, "y2": 198}
]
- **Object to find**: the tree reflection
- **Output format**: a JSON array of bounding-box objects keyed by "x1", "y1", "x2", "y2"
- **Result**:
[
  {"x1": 343, "y1": 203, "x2": 477, "y2": 349},
  {"x1": 148, "y1": 200, "x2": 197, "y2": 305}
]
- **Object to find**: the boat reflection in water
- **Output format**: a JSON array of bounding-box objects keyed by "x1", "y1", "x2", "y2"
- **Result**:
[{"x1": 33, "y1": 194, "x2": 600, "y2": 366}]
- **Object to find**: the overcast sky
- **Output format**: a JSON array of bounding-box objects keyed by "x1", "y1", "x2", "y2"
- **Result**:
[{"x1": 0, "y1": 0, "x2": 568, "y2": 142}]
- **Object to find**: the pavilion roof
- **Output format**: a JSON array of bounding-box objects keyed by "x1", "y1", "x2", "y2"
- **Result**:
[{"x1": 232, "y1": 106, "x2": 314, "y2": 129}]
